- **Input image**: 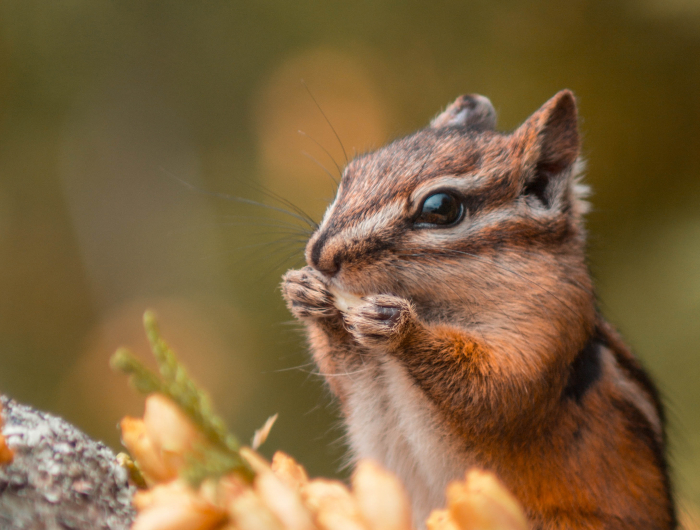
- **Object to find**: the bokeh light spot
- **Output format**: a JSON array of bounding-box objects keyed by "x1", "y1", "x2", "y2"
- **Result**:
[{"x1": 254, "y1": 48, "x2": 390, "y2": 222}]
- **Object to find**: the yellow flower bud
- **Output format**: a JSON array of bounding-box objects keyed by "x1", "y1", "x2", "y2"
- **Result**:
[
  {"x1": 132, "y1": 480, "x2": 227, "y2": 530},
  {"x1": 120, "y1": 416, "x2": 175, "y2": 485},
  {"x1": 352, "y1": 461, "x2": 412, "y2": 530},
  {"x1": 271, "y1": 451, "x2": 309, "y2": 491},
  {"x1": 144, "y1": 394, "x2": 204, "y2": 475},
  {"x1": 426, "y1": 510, "x2": 460, "y2": 530},
  {"x1": 255, "y1": 467, "x2": 315, "y2": 530},
  {"x1": 119, "y1": 394, "x2": 206, "y2": 486},
  {"x1": 302, "y1": 479, "x2": 366, "y2": 530},
  {"x1": 446, "y1": 470, "x2": 528, "y2": 530},
  {"x1": 228, "y1": 488, "x2": 286, "y2": 530}
]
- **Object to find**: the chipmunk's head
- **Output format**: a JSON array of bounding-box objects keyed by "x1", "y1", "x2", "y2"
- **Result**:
[{"x1": 305, "y1": 91, "x2": 593, "y2": 320}]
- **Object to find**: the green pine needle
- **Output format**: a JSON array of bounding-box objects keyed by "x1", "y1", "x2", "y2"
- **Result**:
[
  {"x1": 110, "y1": 348, "x2": 164, "y2": 395},
  {"x1": 111, "y1": 310, "x2": 254, "y2": 486},
  {"x1": 182, "y1": 444, "x2": 252, "y2": 486}
]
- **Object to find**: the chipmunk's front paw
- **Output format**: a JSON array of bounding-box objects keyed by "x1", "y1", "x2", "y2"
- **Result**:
[
  {"x1": 344, "y1": 295, "x2": 415, "y2": 349},
  {"x1": 281, "y1": 267, "x2": 339, "y2": 321}
]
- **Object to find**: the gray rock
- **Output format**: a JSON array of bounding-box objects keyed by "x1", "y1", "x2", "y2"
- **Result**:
[{"x1": 0, "y1": 396, "x2": 135, "y2": 529}]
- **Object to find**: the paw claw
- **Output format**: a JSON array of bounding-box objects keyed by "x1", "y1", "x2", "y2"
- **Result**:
[
  {"x1": 281, "y1": 268, "x2": 338, "y2": 321},
  {"x1": 372, "y1": 305, "x2": 400, "y2": 323},
  {"x1": 344, "y1": 295, "x2": 414, "y2": 349}
]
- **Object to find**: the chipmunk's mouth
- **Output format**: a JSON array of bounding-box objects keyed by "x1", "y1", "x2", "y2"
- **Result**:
[{"x1": 327, "y1": 285, "x2": 364, "y2": 313}]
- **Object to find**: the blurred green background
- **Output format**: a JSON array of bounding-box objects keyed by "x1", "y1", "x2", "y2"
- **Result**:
[{"x1": 0, "y1": 0, "x2": 699, "y2": 514}]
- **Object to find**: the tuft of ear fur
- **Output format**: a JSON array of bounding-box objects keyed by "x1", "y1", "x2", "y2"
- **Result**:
[
  {"x1": 513, "y1": 90, "x2": 581, "y2": 210},
  {"x1": 430, "y1": 94, "x2": 496, "y2": 131}
]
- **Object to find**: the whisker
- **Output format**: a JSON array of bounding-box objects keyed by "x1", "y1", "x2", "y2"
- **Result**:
[
  {"x1": 301, "y1": 79, "x2": 348, "y2": 165},
  {"x1": 217, "y1": 213, "x2": 314, "y2": 230},
  {"x1": 159, "y1": 167, "x2": 317, "y2": 229},
  {"x1": 215, "y1": 218, "x2": 313, "y2": 239},
  {"x1": 314, "y1": 366, "x2": 373, "y2": 378},
  {"x1": 220, "y1": 223, "x2": 303, "y2": 235},
  {"x1": 254, "y1": 247, "x2": 308, "y2": 281},
  {"x1": 301, "y1": 151, "x2": 339, "y2": 193},
  {"x1": 272, "y1": 361, "x2": 318, "y2": 373},
  {"x1": 236, "y1": 240, "x2": 307, "y2": 252},
  {"x1": 299, "y1": 130, "x2": 342, "y2": 180},
  {"x1": 218, "y1": 226, "x2": 312, "y2": 239},
  {"x1": 227, "y1": 238, "x2": 305, "y2": 267},
  {"x1": 247, "y1": 181, "x2": 319, "y2": 230}
]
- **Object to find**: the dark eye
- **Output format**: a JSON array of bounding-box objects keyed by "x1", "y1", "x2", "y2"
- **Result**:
[{"x1": 415, "y1": 192, "x2": 464, "y2": 226}]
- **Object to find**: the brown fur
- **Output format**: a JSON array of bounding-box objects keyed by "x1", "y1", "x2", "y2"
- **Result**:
[{"x1": 281, "y1": 91, "x2": 676, "y2": 529}]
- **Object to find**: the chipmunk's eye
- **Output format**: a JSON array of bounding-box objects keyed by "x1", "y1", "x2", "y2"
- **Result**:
[{"x1": 415, "y1": 192, "x2": 464, "y2": 226}]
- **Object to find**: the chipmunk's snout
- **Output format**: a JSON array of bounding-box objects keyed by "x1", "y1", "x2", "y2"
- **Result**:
[{"x1": 307, "y1": 231, "x2": 340, "y2": 278}]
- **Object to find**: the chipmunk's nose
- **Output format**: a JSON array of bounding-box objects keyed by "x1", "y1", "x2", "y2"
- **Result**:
[{"x1": 307, "y1": 231, "x2": 340, "y2": 278}]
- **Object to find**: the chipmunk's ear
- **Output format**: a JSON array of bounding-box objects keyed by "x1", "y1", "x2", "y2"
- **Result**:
[
  {"x1": 513, "y1": 90, "x2": 580, "y2": 209},
  {"x1": 430, "y1": 94, "x2": 496, "y2": 131}
]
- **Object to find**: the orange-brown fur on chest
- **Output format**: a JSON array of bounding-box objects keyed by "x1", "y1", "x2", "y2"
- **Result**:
[{"x1": 281, "y1": 91, "x2": 676, "y2": 529}]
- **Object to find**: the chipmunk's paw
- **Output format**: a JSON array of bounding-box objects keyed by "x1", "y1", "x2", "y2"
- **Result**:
[
  {"x1": 344, "y1": 295, "x2": 414, "y2": 349},
  {"x1": 281, "y1": 267, "x2": 339, "y2": 321}
]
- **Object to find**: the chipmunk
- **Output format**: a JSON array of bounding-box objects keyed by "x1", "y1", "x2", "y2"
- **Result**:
[{"x1": 281, "y1": 91, "x2": 676, "y2": 530}]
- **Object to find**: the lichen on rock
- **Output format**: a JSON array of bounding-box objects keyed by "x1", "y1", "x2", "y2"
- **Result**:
[{"x1": 0, "y1": 396, "x2": 135, "y2": 530}]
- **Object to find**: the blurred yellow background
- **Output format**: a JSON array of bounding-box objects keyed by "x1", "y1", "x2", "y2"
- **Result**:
[{"x1": 0, "y1": 0, "x2": 699, "y2": 514}]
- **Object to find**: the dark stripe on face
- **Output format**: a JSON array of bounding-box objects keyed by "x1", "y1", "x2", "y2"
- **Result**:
[
  {"x1": 334, "y1": 234, "x2": 395, "y2": 268},
  {"x1": 411, "y1": 154, "x2": 483, "y2": 185},
  {"x1": 470, "y1": 174, "x2": 518, "y2": 209},
  {"x1": 478, "y1": 218, "x2": 575, "y2": 248},
  {"x1": 309, "y1": 229, "x2": 331, "y2": 270},
  {"x1": 409, "y1": 217, "x2": 575, "y2": 259},
  {"x1": 562, "y1": 330, "x2": 602, "y2": 402}
]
